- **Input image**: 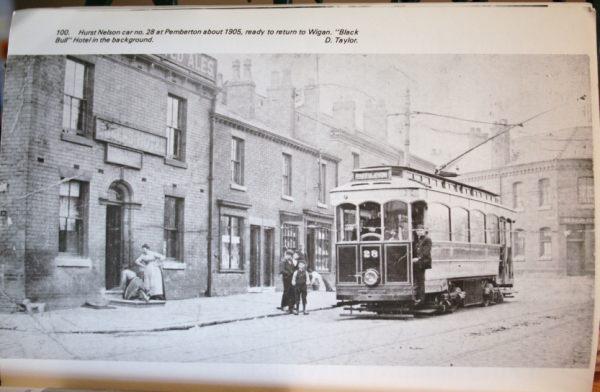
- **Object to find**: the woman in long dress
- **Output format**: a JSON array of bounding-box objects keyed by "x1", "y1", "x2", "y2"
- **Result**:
[{"x1": 134, "y1": 244, "x2": 166, "y2": 300}]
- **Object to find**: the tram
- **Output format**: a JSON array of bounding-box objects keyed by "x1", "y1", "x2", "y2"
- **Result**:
[{"x1": 330, "y1": 166, "x2": 515, "y2": 314}]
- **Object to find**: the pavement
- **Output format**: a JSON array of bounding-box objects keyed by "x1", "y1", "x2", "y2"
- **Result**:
[{"x1": 0, "y1": 290, "x2": 338, "y2": 334}]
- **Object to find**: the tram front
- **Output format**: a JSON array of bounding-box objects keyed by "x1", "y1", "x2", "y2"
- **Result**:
[{"x1": 331, "y1": 168, "x2": 422, "y2": 310}]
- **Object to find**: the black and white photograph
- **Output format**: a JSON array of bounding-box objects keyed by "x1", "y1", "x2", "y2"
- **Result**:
[{"x1": 0, "y1": 51, "x2": 594, "y2": 370}]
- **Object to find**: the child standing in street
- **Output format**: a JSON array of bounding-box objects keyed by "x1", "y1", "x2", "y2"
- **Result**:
[{"x1": 291, "y1": 261, "x2": 311, "y2": 315}]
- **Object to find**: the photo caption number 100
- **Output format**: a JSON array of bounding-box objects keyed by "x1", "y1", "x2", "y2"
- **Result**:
[{"x1": 57, "y1": 30, "x2": 69, "y2": 35}]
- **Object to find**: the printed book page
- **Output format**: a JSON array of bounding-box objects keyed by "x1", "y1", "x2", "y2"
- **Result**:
[{"x1": 0, "y1": 3, "x2": 598, "y2": 392}]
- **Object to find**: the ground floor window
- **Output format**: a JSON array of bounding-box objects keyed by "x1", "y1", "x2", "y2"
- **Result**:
[
  {"x1": 539, "y1": 227, "x2": 552, "y2": 259},
  {"x1": 514, "y1": 229, "x2": 525, "y2": 260},
  {"x1": 221, "y1": 215, "x2": 244, "y2": 270},
  {"x1": 281, "y1": 223, "x2": 299, "y2": 253},
  {"x1": 164, "y1": 196, "x2": 184, "y2": 260},
  {"x1": 308, "y1": 223, "x2": 331, "y2": 272},
  {"x1": 59, "y1": 180, "x2": 87, "y2": 255}
]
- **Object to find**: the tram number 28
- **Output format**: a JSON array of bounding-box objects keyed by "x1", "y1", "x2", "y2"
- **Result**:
[{"x1": 363, "y1": 250, "x2": 379, "y2": 258}]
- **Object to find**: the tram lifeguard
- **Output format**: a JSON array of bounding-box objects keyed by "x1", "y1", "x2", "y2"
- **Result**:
[{"x1": 330, "y1": 166, "x2": 515, "y2": 314}]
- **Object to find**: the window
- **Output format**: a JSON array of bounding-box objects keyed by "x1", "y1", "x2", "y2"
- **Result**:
[
  {"x1": 383, "y1": 201, "x2": 409, "y2": 241},
  {"x1": 352, "y1": 152, "x2": 360, "y2": 170},
  {"x1": 470, "y1": 210, "x2": 486, "y2": 244},
  {"x1": 538, "y1": 178, "x2": 550, "y2": 207},
  {"x1": 337, "y1": 203, "x2": 357, "y2": 242},
  {"x1": 62, "y1": 58, "x2": 91, "y2": 136},
  {"x1": 514, "y1": 229, "x2": 525, "y2": 259},
  {"x1": 166, "y1": 95, "x2": 185, "y2": 161},
  {"x1": 318, "y1": 162, "x2": 327, "y2": 204},
  {"x1": 281, "y1": 223, "x2": 299, "y2": 252},
  {"x1": 312, "y1": 225, "x2": 331, "y2": 272},
  {"x1": 486, "y1": 214, "x2": 499, "y2": 244},
  {"x1": 512, "y1": 182, "x2": 523, "y2": 209},
  {"x1": 451, "y1": 208, "x2": 470, "y2": 242},
  {"x1": 220, "y1": 215, "x2": 244, "y2": 270},
  {"x1": 425, "y1": 203, "x2": 451, "y2": 241},
  {"x1": 164, "y1": 196, "x2": 184, "y2": 260},
  {"x1": 231, "y1": 137, "x2": 244, "y2": 186},
  {"x1": 539, "y1": 227, "x2": 552, "y2": 258},
  {"x1": 359, "y1": 201, "x2": 382, "y2": 241},
  {"x1": 282, "y1": 153, "x2": 292, "y2": 197},
  {"x1": 59, "y1": 180, "x2": 87, "y2": 255},
  {"x1": 577, "y1": 177, "x2": 594, "y2": 204}
]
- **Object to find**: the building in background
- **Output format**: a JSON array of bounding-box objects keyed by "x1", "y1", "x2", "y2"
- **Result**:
[{"x1": 459, "y1": 126, "x2": 594, "y2": 275}]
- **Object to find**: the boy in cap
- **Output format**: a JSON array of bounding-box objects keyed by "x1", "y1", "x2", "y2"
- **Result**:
[{"x1": 291, "y1": 260, "x2": 312, "y2": 315}]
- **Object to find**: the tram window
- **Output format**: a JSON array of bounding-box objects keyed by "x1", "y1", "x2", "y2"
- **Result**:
[
  {"x1": 487, "y1": 214, "x2": 499, "y2": 244},
  {"x1": 451, "y1": 207, "x2": 469, "y2": 242},
  {"x1": 470, "y1": 210, "x2": 486, "y2": 244},
  {"x1": 359, "y1": 201, "x2": 382, "y2": 241},
  {"x1": 425, "y1": 203, "x2": 450, "y2": 241},
  {"x1": 383, "y1": 201, "x2": 409, "y2": 241},
  {"x1": 337, "y1": 203, "x2": 357, "y2": 242}
]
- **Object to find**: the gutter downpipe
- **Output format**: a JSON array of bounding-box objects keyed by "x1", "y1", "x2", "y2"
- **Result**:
[{"x1": 205, "y1": 97, "x2": 216, "y2": 297}]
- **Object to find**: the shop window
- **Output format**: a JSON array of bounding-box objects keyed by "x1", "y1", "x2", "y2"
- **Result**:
[
  {"x1": 318, "y1": 162, "x2": 327, "y2": 204},
  {"x1": 359, "y1": 201, "x2": 382, "y2": 241},
  {"x1": 282, "y1": 153, "x2": 292, "y2": 197},
  {"x1": 221, "y1": 215, "x2": 244, "y2": 270},
  {"x1": 231, "y1": 137, "x2": 244, "y2": 186},
  {"x1": 425, "y1": 203, "x2": 450, "y2": 241},
  {"x1": 337, "y1": 203, "x2": 357, "y2": 242},
  {"x1": 281, "y1": 223, "x2": 299, "y2": 253},
  {"x1": 311, "y1": 225, "x2": 331, "y2": 272},
  {"x1": 166, "y1": 94, "x2": 186, "y2": 161},
  {"x1": 512, "y1": 182, "x2": 523, "y2": 209},
  {"x1": 59, "y1": 180, "x2": 87, "y2": 255},
  {"x1": 577, "y1": 177, "x2": 594, "y2": 204},
  {"x1": 539, "y1": 227, "x2": 552, "y2": 259},
  {"x1": 470, "y1": 210, "x2": 486, "y2": 244},
  {"x1": 451, "y1": 207, "x2": 469, "y2": 242},
  {"x1": 487, "y1": 214, "x2": 499, "y2": 244},
  {"x1": 62, "y1": 58, "x2": 92, "y2": 136},
  {"x1": 383, "y1": 200, "x2": 409, "y2": 241},
  {"x1": 514, "y1": 229, "x2": 525, "y2": 260},
  {"x1": 164, "y1": 196, "x2": 184, "y2": 260},
  {"x1": 538, "y1": 178, "x2": 550, "y2": 207}
]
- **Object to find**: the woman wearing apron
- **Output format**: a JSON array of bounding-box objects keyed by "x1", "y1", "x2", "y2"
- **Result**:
[{"x1": 134, "y1": 244, "x2": 166, "y2": 300}]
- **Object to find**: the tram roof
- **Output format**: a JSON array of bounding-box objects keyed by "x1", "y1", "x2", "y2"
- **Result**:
[{"x1": 332, "y1": 165, "x2": 504, "y2": 205}]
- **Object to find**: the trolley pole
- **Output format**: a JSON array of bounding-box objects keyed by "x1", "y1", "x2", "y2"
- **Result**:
[{"x1": 403, "y1": 88, "x2": 411, "y2": 167}]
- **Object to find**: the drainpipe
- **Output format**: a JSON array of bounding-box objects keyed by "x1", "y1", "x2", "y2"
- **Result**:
[{"x1": 205, "y1": 96, "x2": 217, "y2": 297}]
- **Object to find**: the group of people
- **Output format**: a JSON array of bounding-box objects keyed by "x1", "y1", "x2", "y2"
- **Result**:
[
  {"x1": 278, "y1": 250, "x2": 314, "y2": 315},
  {"x1": 119, "y1": 244, "x2": 167, "y2": 302}
]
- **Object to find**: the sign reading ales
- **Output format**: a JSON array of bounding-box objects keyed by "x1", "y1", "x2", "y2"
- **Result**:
[{"x1": 162, "y1": 53, "x2": 217, "y2": 82}]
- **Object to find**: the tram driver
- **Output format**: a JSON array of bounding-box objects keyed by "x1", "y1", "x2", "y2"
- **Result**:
[{"x1": 412, "y1": 224, "x2": 432, "y2": 305}]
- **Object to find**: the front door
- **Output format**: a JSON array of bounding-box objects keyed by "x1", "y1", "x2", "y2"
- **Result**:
[
  {"x1": 263, "y1": 228, "x2": 274, "y2": 287},
  {"x1": 250, "y1": 225, "x2": 261, "y2": 287},
  {"x1": 105, "y1": 205, "x2": 123, "y2": 289},
  {"x1": 306, "y1": 228, "x2": 315, "y2": 271}
]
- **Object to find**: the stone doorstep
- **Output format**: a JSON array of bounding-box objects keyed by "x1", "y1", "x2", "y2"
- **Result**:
[{"x1": 108, "y1": 298, "x2": 166, "y2": 307}]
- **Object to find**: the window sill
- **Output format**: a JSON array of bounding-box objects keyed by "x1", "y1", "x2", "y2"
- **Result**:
[
  {"x1": 55, "y1": 255, "x2": 92, "y2": 268},
  {"x1": 281, "y1": 195, "x2": 294, "y2": 202},
  {"x1": 61, "y1": 132, "x2": 93, "y2": 147},
  {"x1": 317, "y1": 202, "x2": 328, "y2": 209},
  {"x1": 162, "y1": 260, "x2": 186, "y2": 270},
  {"x1": 230, "y1": 183, "x2": 247, "y2": 192},
  {"x1": 218, "y1": 269, "x2": 245, "y2": 274},
  {"x1": 164, "y1": 157, "x2": 188, "y2": 169}
]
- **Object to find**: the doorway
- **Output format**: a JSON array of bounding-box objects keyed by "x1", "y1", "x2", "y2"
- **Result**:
[
  {"x1": 105, "y1": 204, "x2": 123, "y2": 289},
  {"x1": 250, "y1": 225, "x2": 261, "y2": 287},
  {"x1": 105, "y1": 181, "x2": 132, "y2": 290},
  {"x1": 263, "y1": 228, "x2": 274, "y2": 287}
]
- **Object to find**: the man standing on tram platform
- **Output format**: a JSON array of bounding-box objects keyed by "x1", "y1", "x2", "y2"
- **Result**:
[{"x1": 412, "y1": 224, "x2": 432, "y2": 305}]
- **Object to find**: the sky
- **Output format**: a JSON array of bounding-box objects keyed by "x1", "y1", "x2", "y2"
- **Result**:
[{"x1": 213, "y1": 54, "x2": 592, "y2": 171}]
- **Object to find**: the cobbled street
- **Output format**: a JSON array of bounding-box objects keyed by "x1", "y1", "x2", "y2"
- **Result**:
[{"x1": 0, "y1": 275, "x2": 593, "y2": 367}]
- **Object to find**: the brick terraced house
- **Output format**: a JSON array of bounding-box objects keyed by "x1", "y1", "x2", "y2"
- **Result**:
[{"x1": 0, "y1": 54, "x2": 218, "y2": 309}]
